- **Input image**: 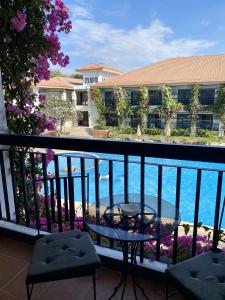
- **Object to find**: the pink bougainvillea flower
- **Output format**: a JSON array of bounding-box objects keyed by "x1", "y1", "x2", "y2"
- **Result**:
[
  {"x1": 38, "y1": 93, "x2": 46, "y2": 103},
  {"x1": 46, "y1": 148, "x2": 55, "y2": 166},
  {"x1": 10, "y1": 10, "x2": 27, "y2": 32}
]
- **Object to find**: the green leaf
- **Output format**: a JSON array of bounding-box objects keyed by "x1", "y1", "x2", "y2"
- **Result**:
[
  {"x1": 208, "y1": 231, "x2": 212, "y2": 240},
  {"x1": 197, "y1": 222, "x2": 203, "y2": 228},
  {"x1": 182, "y1": 223, "x2": 190, "y2": 235},
  {"x1": 203, "y1": 226, "x2": 210, "y2": 232}
]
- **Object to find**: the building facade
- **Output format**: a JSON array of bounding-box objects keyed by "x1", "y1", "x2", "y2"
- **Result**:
[
  {"x1": 94, "y1": 54, "x2": 225, "y2": 132},
  {"x1": 74, "y1": 63, "x2": 124, "y2": 127},
  {"x1": 35, "y1": 64, "x2": 124, "y2": 128}
]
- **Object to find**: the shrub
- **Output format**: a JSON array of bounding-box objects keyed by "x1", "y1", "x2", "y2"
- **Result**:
[
  {"x1": 94, "y1": 117, "x2": 107, "y2": 130},
  {"x1": 144, "y1": 128, "x2": 162, "y2": 135},
  {"x1": 196, "y1": 129, "x2": 217, "y2": 138},
  {"x1": 171, "y1": 128, "x2": 190, "y2": 136},
  {"x1": 116, "y1": 126, "x2": 135, "y2": 134}
]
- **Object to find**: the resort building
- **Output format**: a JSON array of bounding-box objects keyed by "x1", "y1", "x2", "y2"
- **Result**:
[
  {"x1": 34, "y1": 76, "x2": 83, "y2": 126},
  {"x1": 35, "y1": 64, "x2": 124, "y2": 128},
  {"x1": 74, "y1": 63, "x2": 124, "y2": 127},
  {"x1": 94, "y1": 54, "x2": 225, "y2": 131}
]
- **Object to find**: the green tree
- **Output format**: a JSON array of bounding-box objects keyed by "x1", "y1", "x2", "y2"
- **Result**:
[
  {"x1": 70, "y1": 73, "x2": 83, "y2": 79},
  {"x1": 50, "y1": 70, "x2": 65, "y2": 77},
  {"x1": 50, "y1": 70, "x2": 83, "y2": 79},
  {"x1": 188, "y1": 84, "x2": 201, "y2": 136},
  {"x1": 92, "y1": 87, "x2": 105, "y2": 117},
  {"x1": 137, "y1": 86, "x2": 149, "y2": 132},
  {"x1": 113, "y1": 86, "x2": 130, "y2": 126},
  {"x1": 92, "y1": 87, "x2": 107, "y2": 128},
  {"x1": 44, "y1": 96, "x2": 76, "y2": 133},
  {"x1": 214, "y1": 85, "x2": 225, "y2": 136},
  {"x1": 159, "y1": 86, "x2": 183, "y2": 137}
]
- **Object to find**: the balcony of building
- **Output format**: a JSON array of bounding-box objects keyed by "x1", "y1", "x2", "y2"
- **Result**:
[{"x1": 0, "y1": 133, "x2": 224, "y2": 299}]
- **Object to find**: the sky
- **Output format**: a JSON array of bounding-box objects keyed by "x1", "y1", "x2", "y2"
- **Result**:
[{"x1": 57, "y1": 0, "x2": 225, "y2": 74}]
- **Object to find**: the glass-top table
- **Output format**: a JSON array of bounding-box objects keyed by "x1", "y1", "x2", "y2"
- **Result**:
[{"x1": 85, "y1": 194, "x2": 180, "y2": 300}]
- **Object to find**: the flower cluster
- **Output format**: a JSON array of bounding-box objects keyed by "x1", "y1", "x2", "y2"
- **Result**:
[
  {"x1": 32, "y1": 0, "x2": 71, "y2": 82},
  {"x1": 10, "y1": 10, "x2": 27, "y2": 32},
  {"x1": 145, "y1": 233, "x2": 214, "y2": 262},
  {"x1": 1, "y1": 0, "x2": 72, "y2": 135},
  {"x1": 30, "y1": 194, "x2": 83, "y2": 232}
]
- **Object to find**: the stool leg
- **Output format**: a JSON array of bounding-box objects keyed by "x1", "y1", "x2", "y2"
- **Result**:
[
  {"x1": 165, "y1": 283, "x2": 169, "y2": 300},
  {"x1": 93, "y1": 271, "x2": 96, "y2": 300},
  {"x1": 26, "y1": 284, "x2": 33, "y2": 300}
]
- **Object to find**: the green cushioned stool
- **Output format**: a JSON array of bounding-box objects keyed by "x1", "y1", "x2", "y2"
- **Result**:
[
  {"x1": 166, "y1": 196, "x2": 225, "y2": 300},
  {"x1": 26, "y1": 230, "x2": 101, "y2": 300},
  {"x1": 166, "y1": 249, "x2": 225, "y2": 300}
]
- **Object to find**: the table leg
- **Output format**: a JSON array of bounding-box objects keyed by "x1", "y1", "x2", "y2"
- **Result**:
[
  {"x1": 108, "y1": 272, "x2": 126, "y2": 300},
  {"x1": 108, "y1": 241, "x2": 150, "y2": 300}
]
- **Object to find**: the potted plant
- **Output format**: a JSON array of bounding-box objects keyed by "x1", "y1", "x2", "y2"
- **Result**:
[{"x1": 92, "y1": 117, "x2": 109, "y2": 138}]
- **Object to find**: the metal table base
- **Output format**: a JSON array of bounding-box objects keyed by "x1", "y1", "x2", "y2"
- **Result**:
[{"x1": 108, "y1": 241, "x2": 150, "y2": 300}]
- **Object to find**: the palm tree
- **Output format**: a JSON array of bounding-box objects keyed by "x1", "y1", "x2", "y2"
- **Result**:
[
  {"x1": 214, "y1": 84, "x2": 225, "y2": 137},
  {"x1": 188, "y1": 84, "x2": 201, "y2": 136},
  {"x1": 138, "y1": 86, "x2": 149, "y2": 132},
  {"x1": 159, "y1": 86, "x2": 183, "y2": 137},
  {"x1": 113, "y1": 86, "x2": 130, "y2": 126}
]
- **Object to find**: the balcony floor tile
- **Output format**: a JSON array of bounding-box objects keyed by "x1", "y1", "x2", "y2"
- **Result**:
[{"x1": 0, "y1": 236, "x2": 185, "y2": 300}]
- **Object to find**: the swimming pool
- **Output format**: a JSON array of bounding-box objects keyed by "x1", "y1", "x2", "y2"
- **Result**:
[{"x1": 47, "y1": 152, "x2": 225, "y2": 227}]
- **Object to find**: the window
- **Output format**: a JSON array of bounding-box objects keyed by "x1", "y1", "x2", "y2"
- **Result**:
[
  {"x1": 89, "y1": 77, "x2": 98, "y2": 84},
  {"x1": 149, "y1": 90, "x2": 162, "y2": 105},
  {"x1": 197, "y1": 114, "x2": 213, "y2": 130},
  {"x1": 199, "y1": 89, "x2": 215, "y2": 105},
  {"x1": 39, "y1": 89, "x2": 46, "y2": 94},
  {"x1": 105, "y1": 92, "x2": 114, "y2": 107},
  {"x1": 66, "y1": 90, "x2": 73, "y2": 103},
  {"x1": 130, "y1": 91, "x2": 139, "y2": 106},
  {"x1": 45, "y1": 90, "x2": 62, "y2": 99},
  {"x1": 177, "y1": 114, "x2": 190, "y2": 129},
  {"x1": 76, "y1": 91, "x2": 88, "y2": 105},
  {"x1": 147, "y1": 114, "x2": 161, "y2": 128},
  {"x1": 130, "y1": 116, "x2": 140, "y2": 128},
  {"x1": 85, "y1": 78, "x2": 89, "y2": 84},
  {"x1": 105, "y1": 114, "x2": 118, "y2": 126},
  {"x1": 178, "y1": 89, "x2": 191, "y2": 105}
]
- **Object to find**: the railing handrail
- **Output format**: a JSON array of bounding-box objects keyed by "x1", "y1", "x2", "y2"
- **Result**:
[{"x1": 1, "y1": 133, "x2": 225, "y2": 163}]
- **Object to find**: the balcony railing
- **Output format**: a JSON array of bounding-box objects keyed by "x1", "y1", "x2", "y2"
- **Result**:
[{"x1": 0, "y1": 133, "x2": 225, "y2": 266}]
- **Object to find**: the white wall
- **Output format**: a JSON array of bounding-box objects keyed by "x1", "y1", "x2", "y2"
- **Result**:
[{"x1": 0, "y1": 69, "x2": 15, "y2": 220}]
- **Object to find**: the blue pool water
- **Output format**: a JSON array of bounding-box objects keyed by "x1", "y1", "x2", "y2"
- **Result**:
[{"x1": 47, "y1": 153, "x2": 225, "y2": 227}]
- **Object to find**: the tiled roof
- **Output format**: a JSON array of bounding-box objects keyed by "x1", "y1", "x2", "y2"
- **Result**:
[
  {"x1": 75, "y1": 63, "x2": 124, "y2": 75},
  {"x1": 37, "y1": 77, "x2": 83, "y2": 89},
  {"x1": 95, "y1": 54, "x2": 225, "y2": 88}
]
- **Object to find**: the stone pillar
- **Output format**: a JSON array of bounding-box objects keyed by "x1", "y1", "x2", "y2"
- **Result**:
[{"x1": 0, "y1": 69, "x2": 15, "y2": 220}]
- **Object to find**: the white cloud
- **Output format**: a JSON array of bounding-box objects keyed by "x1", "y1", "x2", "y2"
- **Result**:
[
  {"x1": 200, "y1": 19, "x2": 210, "y2": 26},
  {"x1": 62, "y1": 4, "x2": 215, "y2": 72},
  {"x1": 68, "y1": 3, "x2": 92, "y2": 19}
]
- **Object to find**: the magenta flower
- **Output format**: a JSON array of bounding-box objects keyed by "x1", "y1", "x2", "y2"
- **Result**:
[
  {"x1": 10, "y1": 11, "x2": 27, "y2": 32},
  {"x1": 38, "y1": 93, "x2": 46, "y2": 103},
  {"x1": 46, "y1": 148, "x2": 55, "y2": 166}
]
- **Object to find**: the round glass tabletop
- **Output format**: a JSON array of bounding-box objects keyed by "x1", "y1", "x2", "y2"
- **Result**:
[{"x1": 85, "y1": 194, "x2": 180, "y2": 242}]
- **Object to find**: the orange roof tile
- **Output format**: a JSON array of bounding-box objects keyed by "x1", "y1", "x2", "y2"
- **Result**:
[
  {"x1": 95, "y1": 54, "x2": 225, "y2": 88},
  {"x1": 37, "y1": 77, "x2": 83, "y2": 89},
  {"x1": 75, "y1": 63, "x2": 124, "y2": 75}
]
